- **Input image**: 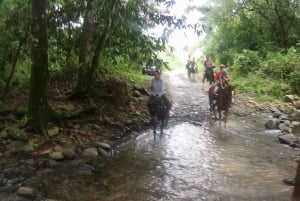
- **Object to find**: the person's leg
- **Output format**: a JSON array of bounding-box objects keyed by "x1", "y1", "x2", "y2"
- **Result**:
[
  {"x1": 147, "y1": 95, "x2": 156, "y2": 113},
  {"x1": 161, "y1": 94, "x2": 171, "y2": 110},
  {"x1": 213, "y1": 85, "x2": 219, "y2": 95}
]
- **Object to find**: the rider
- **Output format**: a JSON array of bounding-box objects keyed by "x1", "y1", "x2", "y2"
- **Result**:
[
  {"x1": 186, "y1": 55, "x2": 192, "y2": 70},
  {"x1": 147, "y1": 70, "x2": 172, "y2": 116},
  {"x1": 203, "y1": 56, "x2": 214, "y2": 83},
  {"x1": 213, "y1": 64, "x2": 230, "y2": 103},
  {"x1": 191, "y1": 57, "x2": 198, "y2": 73}
]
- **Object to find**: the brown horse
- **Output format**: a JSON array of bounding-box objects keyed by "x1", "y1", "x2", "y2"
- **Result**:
[{"x1": 208, "y1": 84, "x2": 235, "y2": 120}]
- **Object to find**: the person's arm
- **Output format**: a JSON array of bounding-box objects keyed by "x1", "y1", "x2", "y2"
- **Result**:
[
  {"x1": 158, "y1": 80, "x2": 166, "y2": 97},
  {"x1": 150, "y1": 79, "x2": 154, "y2": 94}
]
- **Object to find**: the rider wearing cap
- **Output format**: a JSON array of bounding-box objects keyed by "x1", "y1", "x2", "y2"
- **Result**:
[{"x1": 212, "y1": 64, "x2": 230, "y2": 103}]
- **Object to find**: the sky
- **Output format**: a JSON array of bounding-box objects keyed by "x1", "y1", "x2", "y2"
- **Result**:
[{"x1": 167, "y1": 0, "x2": 208, "y2": 62}]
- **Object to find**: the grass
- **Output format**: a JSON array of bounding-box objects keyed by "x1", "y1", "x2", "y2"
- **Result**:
[
  {"x1": 231, "y1": 72, "x2": 288, "y2": 102},
  {"x1": 101, "y1": 64, "x2": 152, "y2": 87}
]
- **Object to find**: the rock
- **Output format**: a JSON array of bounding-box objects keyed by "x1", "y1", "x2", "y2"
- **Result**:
[
  {"x1": 49, "y1": 151, "x2": 64, "y2": 160},
  {"x1": 56, "y1": 104, "x2": 75, "y2": 111},
  {"x1": 48, "y1": 127, "x2": 60, "y2": 137},
  {"x1": 2, "y1": 127, "x2": 28, "y2": 141},
  {"x1": 0, "y1": 129, "x2": 8, "y2": 138},
  {"x1": 23, "y1": 144, "x2": 35, "y2": 153},
  {"x1": 82, "y1": 147, "x2": 98, "y2": 158},
  {"x1": 284, "y1": 95, "x2": 296, "y2": 103},
  {"x1": 53, "y1": 145, "x2": 64, "y2": 153},
  {"x1": 280, "y1": 114, "x2": 289, "y2": 121},
  {"x1": 271, "y1": 107, "x2": 281, "y2": 113},
  {"x1": 289, "y1": 111, "x2": 300, "y2": 121},
  {"x1": 95, "y1": 141, "x2": 111, "y2": 150},
  {"x1": 292, "y1": 121, "x2": 300, "y2": 127},
  {"x1": 17, "y1": 186, "x2": 37, "y2": 198},
  {"x1": 98, "y1": 147, "x2": 111, "y2": 158},
  {"x1": 278, "y1": 134, "x2": 297, "y2": 145},
  {"x1": 294, "y1": 101, "x2": 300, "y2": 109},
  {"x1": 272, "y1": 111, "x2": 281, "y2": 118},
  {"x1": 63, "y1": 148, "x2": 76, "y2": 160},
  {"x1": 265, "y1": 119, "x2": 278, "y2": 129},
  {"x1": 132, "y1": 90, "x2": 141, "y2": 98},
  {"x1": 279, "y1": 123, "x2": 292, "y2": 133}
]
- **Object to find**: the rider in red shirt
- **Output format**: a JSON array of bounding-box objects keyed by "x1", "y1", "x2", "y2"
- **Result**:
[
  {"x1": 214, "y1": 64, "x2": 229, "y2": 84},
  {"x1": 213, "y1": 64, "x2": 230, "y2": 102}
]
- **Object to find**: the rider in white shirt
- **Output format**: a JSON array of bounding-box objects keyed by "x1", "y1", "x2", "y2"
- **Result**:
[{"x1": 147, "y1": 70, "x2": 172, "y2": 114}]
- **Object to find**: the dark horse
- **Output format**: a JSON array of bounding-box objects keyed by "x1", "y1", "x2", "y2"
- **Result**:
[
  {"x1": 187, "y1": 67, "x2": 197, "y2": 81},
  {"x1": 203, "y1": 66, "x2": 215, "y2": 85},
  {"x1": 186, "y1": 62, "x2": 197, "y2": 81},
  {"x1": 148, "y1": 96, "x2": 169, "y2": 137},
  {"x1": 208, "y1": 84, "x2": 235, "y2": 120}
]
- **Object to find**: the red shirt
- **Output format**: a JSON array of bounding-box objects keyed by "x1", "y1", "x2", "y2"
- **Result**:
[
  {"x1": 214, "y1": 71, "x2": 230, "y2": 85},
  {"x1": 204, "y1": 59, "x2": 213, "y2": 68}
]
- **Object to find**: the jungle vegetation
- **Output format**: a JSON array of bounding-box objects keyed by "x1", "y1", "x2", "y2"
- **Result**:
[
  {"x1": 197, "y1": 0, "x2": 300, "y2": 100},
  {"x1": 0, "y1": 0, "x2": 299, "y2": 131}
]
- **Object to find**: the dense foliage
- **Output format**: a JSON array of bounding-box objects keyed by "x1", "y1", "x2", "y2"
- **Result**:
[
  {"x1": 199, "y1": 0, "x2": 300, "y2": 98},
  {"x1": 0, "y1": 0, "x2": 194, "y2": 130}
]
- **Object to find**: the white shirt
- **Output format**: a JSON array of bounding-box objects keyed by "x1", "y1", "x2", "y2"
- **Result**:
[{"x1": 151, "y1": 78, "x2": 165, "y2": 96}]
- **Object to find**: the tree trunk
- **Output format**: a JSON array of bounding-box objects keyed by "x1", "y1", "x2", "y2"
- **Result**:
[
  {"x1": 28, "y1": 0, "x2": 56, "y2": 131},
  {"x1": 90, "y1": 0, "x2": 118, "y2": 82},
  {"x1": 71, "y1": 0, "x2": 98, "y2": 98}
]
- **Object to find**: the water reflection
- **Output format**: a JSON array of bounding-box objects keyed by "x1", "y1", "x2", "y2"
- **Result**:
[{"x1": 44, "y1": 119, "x2": 287, "y2": 201}]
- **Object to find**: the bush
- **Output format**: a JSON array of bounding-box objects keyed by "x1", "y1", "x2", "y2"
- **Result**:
[{"x1": 233, "y1": 50, "x2": 261, "y2": 75}]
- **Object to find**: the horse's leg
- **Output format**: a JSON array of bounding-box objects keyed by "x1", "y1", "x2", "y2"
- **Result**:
[
  {"x1": 218, "y1": 109, "x2": 222, "y2": 120},
  {"x1": 151, "y1": 115, "x2": 157, "y2": 137},
  {"x1": 160, "y1": 119, "x2": 164, "y2": 138},
  {"x1": 213, "y1": 105, "x2": 217, "y2": 119}
]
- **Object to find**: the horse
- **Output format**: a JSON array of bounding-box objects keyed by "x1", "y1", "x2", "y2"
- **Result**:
[
  {"x1": 202, "y1": 66, "x2": 215, "y2": 85},
  {"x1": 186, "y1": 61, "x2": 197, "y2": 81},
  {"x1": 208, "y1": 84, "x2": 235, "y2": 120},
  {"x1": 187, "y1": 67, "x2": 197, "y2": 81},
  {"x1": 148, "y1": 96, "x2": 169, "y2": 137}
]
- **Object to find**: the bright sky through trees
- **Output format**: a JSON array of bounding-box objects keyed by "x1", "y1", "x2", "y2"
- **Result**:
[{"x1": 168, "y1": 0, "x2": 207, "y2": 62}]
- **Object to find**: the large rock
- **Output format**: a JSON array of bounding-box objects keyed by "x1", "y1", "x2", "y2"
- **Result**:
[
  {"x1": 82, "y1": 147, "x2": 98, "y2": 158},
  {"x1": 49, "y1": 151, "x2": 64, "y2": 160},
  {"x1": 0, "y1": 127, "x2": 28, "y2": 141},
  {"x1": 294, "y1": 101, "x2": 300, "y2": 109},
  {"x1": 284, "y1": 95, "x2": 296, "y2": 103},
  {"x1": 265, "y1": 119, "x2": 278, "y2": 129},
  {"x1": 289, "y1": 111, "x2": 300, "y2": 121},
  {"x1": 278, "y1": 134, "x2": 297, "y2": 145},
  {"x1": 17, "y1": 186, "x2": 37, "y2": 199}
]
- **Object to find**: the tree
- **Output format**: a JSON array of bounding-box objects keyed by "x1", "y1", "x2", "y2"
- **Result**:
[
  {"x1": 71, "y1": 0, "x2": 186, "y2": 98},
  {"x1": 28, "y1": 0, "x2": 58, "y2": 132}
]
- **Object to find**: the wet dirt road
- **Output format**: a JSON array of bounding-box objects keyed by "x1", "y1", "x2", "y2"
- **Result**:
[
  {"x1": 43, "y1": 68, "x2": 298, "y2": 201},
  {"x1": 1, "y1": 69, "x2": 298, "y2": 201}
]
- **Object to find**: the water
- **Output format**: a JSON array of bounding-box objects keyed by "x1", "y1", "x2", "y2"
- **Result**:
[
  {"x1": 43, "y1": 119, "x2": 294, "y2": 201},
  {"x1": 0, "y1": 69, "x2": 297, "y2": 201}
]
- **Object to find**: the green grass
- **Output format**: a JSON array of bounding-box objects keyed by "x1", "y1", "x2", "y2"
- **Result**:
[
  {"x1": 231, "y1": 72, "x2": 288, "y2": 102},
  {"x1": 100, "y1": 64, "x2": 152, "y2": 86}
]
